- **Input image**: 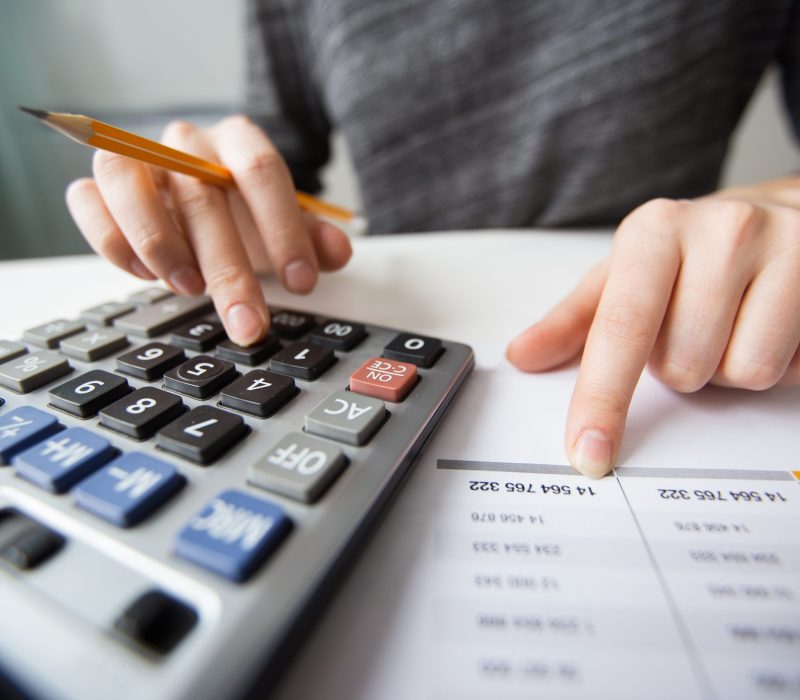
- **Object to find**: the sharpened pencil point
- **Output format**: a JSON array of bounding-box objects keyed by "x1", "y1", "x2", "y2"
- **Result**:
[{"x1": 18, "y1": 105, "x2": 50, "y2": 120}]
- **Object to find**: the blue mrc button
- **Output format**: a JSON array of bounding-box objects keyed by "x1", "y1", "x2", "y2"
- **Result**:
[
  {"x1": 14, "y1": 427, "x2": 116, "y2": 493},
  {"x1": 175, "y1": 489, "x2": 292, "y2": 582},
  {"x1": 0, "y1": 406, "x2": 61, "y2": 465},
  {"x1": 74, "y1": 452, "x2": 185, "y2": 527}
]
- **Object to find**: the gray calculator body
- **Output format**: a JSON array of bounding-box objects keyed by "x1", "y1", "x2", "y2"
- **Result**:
[{"x1": 0, "y1": 295, "x2": 473, "y2": 700}]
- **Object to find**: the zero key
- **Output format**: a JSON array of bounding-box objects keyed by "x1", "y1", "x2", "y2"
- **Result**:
[{"x1": 382, "y1": 333, "x2": 443, "y2": 368}]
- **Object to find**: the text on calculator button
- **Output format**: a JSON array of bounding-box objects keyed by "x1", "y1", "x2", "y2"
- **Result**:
[
  {"x1": 350, "y1": 357, "x2": 417, "y2": 402},
  {"x1": 174, "y1": 489, "x2": 292, "y2": 582}
]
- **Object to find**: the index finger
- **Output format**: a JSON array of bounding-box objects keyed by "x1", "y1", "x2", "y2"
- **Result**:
[
  {"x1": 211, "y1": 116, "x2": 319, "y2": 293},
  {"x1": 565, "y1": 202, "x2": 682, "y2": 477}
]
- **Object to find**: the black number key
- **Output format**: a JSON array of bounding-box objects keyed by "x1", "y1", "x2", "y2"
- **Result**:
[
  {"x1": 215, "y1": 336, "x2": 282, "y2": 366},
  {"x1": 171, "y1": 320, "x2": 226, "y2": 352},
  {"x1": 219, "y1": 370, "x2": 298, "y2": 417},
  {"x1": 99, "y1": 387, "x2": 185, "y2": 439},
  {"x1": 163, "y1": 356, "x2": 237, "y2": 399},
  {"x1": 383, "y1": 333, "x2": 443, "y2": 368},
  {"x1": 270, "y1": 342, "x2": 335, "y2": 380},
  {"x1": 270, "y1": 311, "x2": 314, "y2": 339},
  {"x1": 308, "y1": 320, "x2": 367, "y2": 351},
  {"x1": 116, "y1": 343, "x2": 185, "y2": 380},
  {"x1": 49, "y1": 370, "x2": 132, "y2": 418},
  {"x1": 157, "y1": 405, "x2": 247, "y2": 464}
]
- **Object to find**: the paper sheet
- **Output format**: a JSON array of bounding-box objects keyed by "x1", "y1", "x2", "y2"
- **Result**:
[{"x1": 274, "y1": 346, "x2": 800, "y2": 700}]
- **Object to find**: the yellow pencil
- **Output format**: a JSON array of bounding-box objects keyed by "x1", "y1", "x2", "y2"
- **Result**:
[{"x1": 19, "y1": 106, "x2": 358, "y2": 224}]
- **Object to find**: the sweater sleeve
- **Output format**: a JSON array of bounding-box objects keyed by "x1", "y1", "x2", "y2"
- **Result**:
[
  {"x1": 777, "y1": 0, "x2": 800, "y2": 144},
  {"x1": 243, "y1": 0, "x2": 331, "y2": 193}
]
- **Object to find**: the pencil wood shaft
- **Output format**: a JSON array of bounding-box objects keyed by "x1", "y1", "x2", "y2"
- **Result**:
[{"x1": 19, "y1": 107, "x2": 356, "y2": 222}]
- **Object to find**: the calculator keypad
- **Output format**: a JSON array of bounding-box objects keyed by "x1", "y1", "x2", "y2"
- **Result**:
[
  {"x1": 308, "y1": 320, "x2": 367, "y2": 351},
  {"x1": 99, "y1": 387, "x2": 186, "y2": 439},
  {"x1": 171, "y1": 320, "x2": 226, "y2": 352},
  {"x1": 59, "y1": 328, "x2": 129, "y2": 362},
  {"x1": 49, "y1": 370, "x2": 132, "y2": 418},
  {"x1": 219, "y1": 370, "x2": 297, "y2": 417},
  {"x1": 0, "y1": 340, "x2": 27, "y2": 364},
  {"x1": 0, "y1": 407, "x2": 62, "y2": 465},
  {"x1": 350, "y1": 357, "x2": 417, "y2": 402},
  {"x1": 270, "y1": 342, "x2": 336, "y2": 380},
  {"x1": 305, "y1": 391, "x2": 386, "y2": 446},
  {"x1": 0, "y1": 350, "x2": 71, "y2": 393},
  {"x1": 215, "y1": 336, "x2": 281, "y2": 365},
  {"x1": 0, "y1": 287, "x2": 472, "y2": 688},
  {"x1": 14, "y1": 427, "x2": 116, "y2": 494},
  {"x1": 116, "y1": 342, "x2": 185, "y2": 380},
  {"x1": 383, "y1": 332, "x2": 443, "y2": 368},
  {"x1": 163, "y1": 356, "x2": 237, "y2": 399},
  {"x1": 250, "y1": 432, "x2": 347, "y2": 503},
  {"x1": 23, "y1": 319, "x2": 85, "y2": 349},
  {"x1": 74, "y1": 452, "x2": 186, "y2": 527},
  {"x1": 174, "y1": 489, "x2": 292, "y2": 582},
  {"x1": 157, "y1": 405, "x2": 247, "y2": 464}
]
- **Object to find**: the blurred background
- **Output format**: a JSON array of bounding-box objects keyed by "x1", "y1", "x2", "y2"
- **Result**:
[{"x1": 1, "y1": 0, "x2": 798, "y2": 260}]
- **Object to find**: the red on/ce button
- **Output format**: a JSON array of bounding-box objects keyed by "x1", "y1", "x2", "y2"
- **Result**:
[{"x1": 349, "y1": 357, "x2": 418, "y2": 402}]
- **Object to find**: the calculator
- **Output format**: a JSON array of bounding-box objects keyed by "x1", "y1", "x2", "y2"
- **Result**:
[{"x1": 0, "y1": 289, "x2": 473, "y2": 700}]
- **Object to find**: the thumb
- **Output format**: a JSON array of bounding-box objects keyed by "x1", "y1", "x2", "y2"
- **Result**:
[{"x1": 506, "y1": 259, "x2": 609, "y2": 372}]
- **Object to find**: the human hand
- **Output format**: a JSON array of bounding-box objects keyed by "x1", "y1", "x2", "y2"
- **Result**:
[
  {"x1": 66, "y1": 115, "x2": 352, "y2": 345},
  {"x1": 506, "y1": 177, "x2": 800, "y2": 477}
]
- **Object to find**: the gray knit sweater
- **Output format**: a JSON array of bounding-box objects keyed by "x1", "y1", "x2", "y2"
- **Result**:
[{"x1": 245, "y1": 0, "x2": 800, "y2": 234}]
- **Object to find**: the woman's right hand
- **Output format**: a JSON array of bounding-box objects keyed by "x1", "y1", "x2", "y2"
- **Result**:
[{"x1": 66, "y1": 115, "x2": 352, "y2": 346}]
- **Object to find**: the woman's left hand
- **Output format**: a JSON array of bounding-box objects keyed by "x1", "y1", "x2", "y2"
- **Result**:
[{"x1": 506, "y1": 176, "x2": 800, "y2": 477}]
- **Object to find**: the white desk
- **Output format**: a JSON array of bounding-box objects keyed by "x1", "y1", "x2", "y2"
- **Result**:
[
  {"x1": 0, "y1": 230, "x2": 611, "y2": 349},
  {"x1": 2, "y1": 231, "x2": 798, "y2": 700}
]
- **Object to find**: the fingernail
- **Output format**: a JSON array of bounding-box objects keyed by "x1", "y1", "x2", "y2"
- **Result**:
[
  {"x1": 283, "y1": 259, "x2": 316, "y2": 293},
  {"x1": 130, "y1": 259, "x2": 155, "y2": 280},
  {"x1": 226, "y1": 303, "x2": 264, "y2": 345},
  {"x1": 571, "y1": 430, "x2": 613, "y2": 478}
]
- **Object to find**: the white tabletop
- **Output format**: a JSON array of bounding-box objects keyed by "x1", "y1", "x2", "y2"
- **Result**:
[
  {"x1": 0, "y1": 230, "x2": 613, "y2": 348},
  {"x1": 3, "y1": 231, "x2": 799, "y2": 700}
]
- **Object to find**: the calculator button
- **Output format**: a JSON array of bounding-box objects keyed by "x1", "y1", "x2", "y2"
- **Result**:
[
  {"x1": 174, "y1": 489, "x2": 292, "y2": 582},
  {"x1": 0, "y1": 341, "x2": 26, "y2": 364},
  {"x1": 128, "y1": 287, "x2": 173, "y2": 304},
  {"x1": 114, "y1": 296, "x2": 212, "y2": 337},
  {"x1": 220, "y1": 370, "x2": 297, "y2": 417},
  {"x1": 171, "y1": 320, "x2": 226, "y2": 352},
  {"x1": 14, "y1": 427, "x2": 116, "y2": 494},
  {"x1": 305, "y1": 391, "x2": 386, "y2": 446},
  {"x1": 116, "y1": 342, "x2": 185, "y2": 380},
  {"x1": 270, "y1": 310, "x2": 315, "y2": 339},
  {"x1": 163, "y1": 356, "x2": 238, "y2": 399},
  {"x1": 0, "y1": 350, "x2": 71, "y2": 393},
  {"x1": 308, "y1": 320, "x2": 367, "y2": 351},
  {"x1": 0, "y1": 407, "x2": 62, "y2": 465},
  {"x1": 382, "y1": 333, "x2": 443, "y2": 368},
  {"x1": 0, "y1": 509, "x2": 65, "y2": 571},
  {"x1": 215, "y1": 336, "x2": 282, "y2": 365},
  {"x1": 74, "y1": 453, "x2": 186, "y2": 527},
  {"x1": 49, "y1": 370, "x2": 132, "y2": 418},
  {"x1": 270, "y1": 342, "x2": 336, "y2": 380},
  {"x1": 99, "y1": 388, "x2": 186, "y2": 440},
  {"x1": 250, "y1": 432, "x2": 347, "y2": 503},
  {"x1": 157, "y1": 406, "x2": 247, "y2": 464},
  {"x1": 80, "y1": 301, "x2": 136, "y2": 326},
  {"x1": 350, "y1": 357, "x2": 418, "y2": 402},
  {"x1": 113, "y1": 590, "x2": 197, "y2": 656},
  {"x1": 23, "y1": 320, "x2": 85, "y2": 349},
  {"x1": 59, "y1": 328, "x2": 129, "y2": 362}
]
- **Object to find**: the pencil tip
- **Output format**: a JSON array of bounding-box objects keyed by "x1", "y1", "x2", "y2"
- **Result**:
[{"x1": 18, "y1": 105, "x2": 50, "y2": 120}]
